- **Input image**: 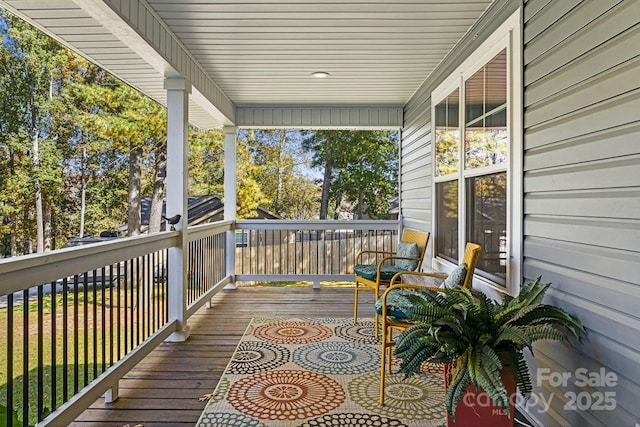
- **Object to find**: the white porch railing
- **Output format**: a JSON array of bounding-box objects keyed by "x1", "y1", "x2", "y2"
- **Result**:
[
  {"x1": 235, "y1": 219, "x2": 400, "y2": 286},
  {"x1": 0, "y1": 219, "x2": 398, "y2": 426}
]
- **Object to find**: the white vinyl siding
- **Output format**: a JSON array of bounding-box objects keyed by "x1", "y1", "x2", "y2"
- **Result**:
[{"x1": 522, "y1": 0, "x2": 640, "y2": 426}]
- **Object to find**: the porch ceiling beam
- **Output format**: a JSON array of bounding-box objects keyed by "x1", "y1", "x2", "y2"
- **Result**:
[
  {"x1": 236, "y1": 106, "x2": 403, "y2": 129},
  {"x1": 71, "y1": 0, "x2": 235, "y2": 127}
]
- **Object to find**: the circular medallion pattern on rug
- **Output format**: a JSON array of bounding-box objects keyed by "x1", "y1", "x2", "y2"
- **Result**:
[
  {"x1": 388, "y1": 357, "x2": 445, "y2": 375},
  {"x1": 349, "y1": 371, "x2": 446, "y2": 420},
  {"x1": 298, "y1": 413, "x2": 408, "y2": 426},
  {"x1": 228, "y1": 369, "x2": 346, "y2": 421},
  {"x1": 334, "y1": 321, "x2": 379, "y2": 345},
  {"x1": 253, "y1": 320, "x2": 333, "y2": 345},
  {"x1": 292, "y1": 341, "x2": 380, "y2": 375},
  {"x1": 301, "y1": 317, "x2": 351, "y2": 324},
  {"x1": 208, "y1": 376, "x2": 230, "y2": 404},
  {"x1": 228, "y1": 341, "x2": 290, "y2": 374},
  {"x1": 197, "y1": 412, "x2": 268, "y2": 427}
]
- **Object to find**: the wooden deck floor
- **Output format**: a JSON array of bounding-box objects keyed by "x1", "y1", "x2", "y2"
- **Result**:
[{"x1": 71, "y1": 286, "x2": 371, "y2": 427}]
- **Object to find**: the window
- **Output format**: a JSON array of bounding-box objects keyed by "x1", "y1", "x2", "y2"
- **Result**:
[{"x1": 432, "y1": 11, "x2": 522, "y2": 292}]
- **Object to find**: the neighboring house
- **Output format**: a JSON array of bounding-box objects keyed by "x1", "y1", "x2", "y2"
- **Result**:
[
  {"x1": 132, "y1": 194, "x2": 280, "y2": 230},
  {"x1": 61, "y1": 230, "x2": 121, "y2": 248},
  {"x1": 134, "y1": 195, "x2": 285, "y2": 247}
]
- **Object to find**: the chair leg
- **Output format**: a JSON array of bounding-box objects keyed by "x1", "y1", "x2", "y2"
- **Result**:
[
  {"x1": 353, "y1": 281, "x2": 359, "y2": 324},
  {"x1": 379, "y1": 323, "x2": 387, "y2": 405},
  {"x1": 374, "y1": 313, "x2": 379, "y2": 338},
  {"x1": 387, "y1": 339, "x2": 393, "y2": 373},
  {"x1": 374, "y1": 288, "x2": 380, "y2": 338}
]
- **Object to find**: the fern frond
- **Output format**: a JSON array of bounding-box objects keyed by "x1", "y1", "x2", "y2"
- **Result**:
[
  {"x1": 495, "y1": 277, "x2": 549, "y2": 324},
  {"x1": 467, "y1": 347, "x2": 480, "y2": 386},
  {"x1": 494, "y1": 326, "x2": 534, "y2": 351},
  {"x1": 476, "y1": 359, "x2": 510, "y2": 417},
  {"x1": 523, "y1": 325, "x2": 571, "y2": 344},
  {"x1": 447, "y1": 360, "x2": 471, "y2": 419},
  {"x1": 395, "y1": 324, "x2": 431, "y2": 353},
  {"x1": 508, "y1": 305, "x2": 586, "y2": 339},
  {"x1": 499, "y1": 350, "x2": 532, "y2": 397},
  {"x1": 398, "y1": 344, "x2": 437, "y2": 376},
  {"x1": 516, "y1": 353, "x2": 532, "y2": 397}
]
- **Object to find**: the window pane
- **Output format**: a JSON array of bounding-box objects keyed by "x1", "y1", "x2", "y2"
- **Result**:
[
  {"x1": 434, "y1": 89, "x2": 460, "y2": 176},
  {"x1": 465, "y1": 50, "x2": 507, "y2": 169},
  {"x1": 436, "y1": 180, "x2": 458, "y2": 262},
  {"x1": 466, "y1": 172, "x2": 506, "y2": 286}
]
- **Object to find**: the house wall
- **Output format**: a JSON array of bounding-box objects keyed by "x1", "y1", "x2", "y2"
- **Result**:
[
  {"x1": 401, "y1": 0, "x2": 640, "y2": 426},
  {"x1": 521, "y1": 1, "x2": 640, "y2": 426}
]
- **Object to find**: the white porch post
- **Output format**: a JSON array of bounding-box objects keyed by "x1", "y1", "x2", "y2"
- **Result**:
[
  {"x1": 165, "y1": 77, "x2": 191, "y2": 341},
  {"x1": 224, "y1": 126, "x2": 237, "y2": 289}
]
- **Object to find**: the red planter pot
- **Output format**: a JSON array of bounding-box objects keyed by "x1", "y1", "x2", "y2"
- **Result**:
[{"x1": 444, "y1": 363, "x2": 517, "y2": 427}]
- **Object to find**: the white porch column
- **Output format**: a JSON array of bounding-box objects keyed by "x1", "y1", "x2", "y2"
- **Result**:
[
  {"x1": 165, "y1": 77, "x2": 191, "y2": 342},
  {"x1": 224, "y1": 126, "x2": 237, "y2": 288}
]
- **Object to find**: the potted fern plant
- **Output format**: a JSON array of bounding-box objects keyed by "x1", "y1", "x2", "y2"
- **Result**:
[{"x1": 394, "y1": 277, "x2": 585, "y2": 427}]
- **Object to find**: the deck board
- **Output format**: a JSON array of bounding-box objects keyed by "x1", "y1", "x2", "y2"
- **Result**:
[{"x1": 70, "y1": 286, "x2": 371, "y2": 426}]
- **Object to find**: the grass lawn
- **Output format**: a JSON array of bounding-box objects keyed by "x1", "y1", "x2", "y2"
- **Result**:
[
  {"x1": 0, "y1": 284, "x2": 157, "y2": 425},
  {"x1": 243, "y1": 280, "x2": 353, "y2": 287}
]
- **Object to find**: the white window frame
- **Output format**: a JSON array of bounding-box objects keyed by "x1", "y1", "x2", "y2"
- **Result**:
[{"x1": 431, "y1": 10, "x2": 522, "y2": 297}]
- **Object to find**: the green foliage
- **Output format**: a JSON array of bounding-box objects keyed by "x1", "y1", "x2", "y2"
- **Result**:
[
  {"x1": 395, "y1": 277, "x2": 586, "y2": 419},
  {"x1": 189, "y1": 128, "x2": 225, "y2": 197},
  {"x1": 0, "y1": 11, "x2": 171, "y2": 249},
  {"x1": 0, "y1": 10, "x2": 60, "y2": 253},
  {"x1": 235, "y1": 135, "x2": 269, "y2": 219},
  {"x1": 302, "y1": 130, "x2": 398, "y2": 219},
  {"x1": 0, "y1": 403, "x2": 23, "y2": 426},
  {"x1": 238, "y1": 129, "x2": 319, "y2": 219}
]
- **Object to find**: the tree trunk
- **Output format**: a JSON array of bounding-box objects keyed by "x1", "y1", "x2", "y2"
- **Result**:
[
  {"x1": 44, "y1": 203, "x2": 52, "y2": 251},
  {"x1": 23, "y1": 210, "x2": 32, "y2": 254},
  {"x1": 319, "y1": 138, "x2": 333, "y2": 220},
  {"x1": 276, "y1": 131, "x2": 285, "y2": 209},
  {"x1": 128, "y1": 146, "x2": 143, "y2": 236},
  {"x1": 357, "y1": 186, "x2": 364, "y2": 219},
  {"x1": 357, "y1": 158, "x2": 365, "y2": 219},
  {"x1": 79, "y1": 145, "x2": 87, "y2": 237},
  {"x1": 30, "y1": 82, "x2": 44, "y2": 252},
  {"x1": 333, "y1": 191, "x2": 342, "y2": 220},
  {"x1": 148, "y1": 148, "x2": 166, "y2": 233},
  {"x1": 8, "y1": 153, "x2": 18, "y2": 257},
  {"x1": 10, "y1": 213, "x2": 17, "y2": 257}
]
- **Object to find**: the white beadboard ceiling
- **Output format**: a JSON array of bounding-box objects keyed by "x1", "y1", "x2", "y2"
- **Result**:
[{"x1": 1, "y1": 0, "x2": 495, "y2": 128}]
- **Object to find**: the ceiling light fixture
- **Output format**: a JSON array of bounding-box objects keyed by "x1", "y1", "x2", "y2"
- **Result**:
[{"x1": 311, "y1": 71, "x2": 330, "y2": 78}]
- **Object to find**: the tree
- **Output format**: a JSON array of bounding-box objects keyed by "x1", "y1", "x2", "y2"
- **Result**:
[
  {"x1": 240, "y1": 129, "x2": 319, "y2": 219},
  {"x1": 72, "y1": 73, "x2": 167, "y2": 236},
  {"x1": 188, "y1": 128, "x2": 225, "y2": 197},
  {"x1": 235, "y1": 133, "x2": 270, "y2": 219},
  {"x1": 302, "y1": 130, "x2": 398, "y2": 219},
  {"x1": 0, "y1": 11, "x2": 68, "y2": 253},
  {"x1": 56, "y1": 64, "x2": 129, "y2": 238}
]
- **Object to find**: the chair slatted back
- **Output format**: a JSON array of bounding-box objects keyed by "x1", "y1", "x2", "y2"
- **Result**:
[{"x1": 461, "y1": 242, "x2": 482, "y2": 289}]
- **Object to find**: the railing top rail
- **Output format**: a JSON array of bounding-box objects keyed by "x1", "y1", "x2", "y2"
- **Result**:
[
  {"x1": 235, "y1": 219, "x2": 400, "y2": 231},
  {"x1": 0, "y1": 231, "x2": 179, "y2": 297},
  {"x1": 186, "y1": 220, "x2": 233, "y2": 242}
]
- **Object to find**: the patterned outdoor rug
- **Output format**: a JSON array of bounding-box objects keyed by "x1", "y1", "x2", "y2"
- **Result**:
[{"x1": 196, "y1": 317, "x2": 447, "y2": 427}]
